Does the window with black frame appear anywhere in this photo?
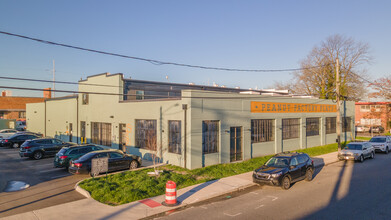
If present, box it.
[282,118,300,140]
[306,118,320,136]
[326,117,336,134]
[168,121,181,154]
[135,120,157,150]
[342,117,352,132]
[251,119,275,143]
[202,120,219,154]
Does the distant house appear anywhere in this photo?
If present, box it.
[355,102,391,130]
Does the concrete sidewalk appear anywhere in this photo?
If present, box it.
[3,152,339,220]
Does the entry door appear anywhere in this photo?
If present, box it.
[230,127,242,162]
[119,124,126,152]
[69,123,73,142]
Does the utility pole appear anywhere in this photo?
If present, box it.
[52,60,55,98]
[336,58,341,151]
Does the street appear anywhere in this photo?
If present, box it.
[155,153,391,220]
[0,147,87,218]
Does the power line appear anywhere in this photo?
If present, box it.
[0,30,333,73]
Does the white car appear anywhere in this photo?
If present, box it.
[368,136,390,154]
[356,125,369,133]
[338,142,375,162]
[0,129,18,140]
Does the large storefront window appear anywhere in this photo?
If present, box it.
[135,120,157,150]
[251,119,274,143]
[326,117,336,134]
[343,117,352,132]
[91,122,112,146]
[306,118,320,136]
[282,118,300,140]
[202,120,219,154]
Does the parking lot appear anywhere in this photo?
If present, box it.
[0,147,87,218]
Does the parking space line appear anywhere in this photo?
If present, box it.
[267,196,278,201]
[50,174,69,179]
[255,205,264,209]
[223,212,242,217]
[38,169,58,173]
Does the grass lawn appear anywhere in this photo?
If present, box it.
[355,136,371,141]
[79,142,342,205]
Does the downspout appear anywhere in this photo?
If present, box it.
[182,104,188,169]
[44,100,47,137]
[76,96,79,144]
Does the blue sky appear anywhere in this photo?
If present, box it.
[0,0,390,97]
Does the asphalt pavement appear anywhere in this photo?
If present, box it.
[0,147,87,218]
[2,151,342,220]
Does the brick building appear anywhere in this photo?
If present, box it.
[355,102,391,130]
[0,96,46,120]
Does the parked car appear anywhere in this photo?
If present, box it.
[0,129,18,140]
[16,131,43,137]
[252,152,314,190]
[368,136,390,154]
[0,133,41,148]
[355,125,369,133]
[369,126,385,134]
[69,149,142,176]
[54,144,106,169]
[19,138,75,160]
[338,142,375,162]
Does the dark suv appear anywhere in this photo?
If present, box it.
[54,144,106,169]
[19,138,74,160]
[253,152,314,190]
[0,133,41,148]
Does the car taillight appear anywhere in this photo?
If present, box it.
[23,146,31,149]
[59,156,68,159]
[4,139,8,143]
[75,163,82,167]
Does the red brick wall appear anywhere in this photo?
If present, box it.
[0,97,45,120]
[355,102,391,130]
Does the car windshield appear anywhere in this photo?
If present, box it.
[265,157,289,168]
[344,144,362,150]
[369,138,386,143]
[57,148,68,155]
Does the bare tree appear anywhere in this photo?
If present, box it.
[145,128,159,175]
[370,76,391,100]
[273,35,371,100]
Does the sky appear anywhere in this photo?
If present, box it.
[0,0,390,98]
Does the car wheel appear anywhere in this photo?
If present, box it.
[359,155,364,163]
[371,152,375,159]
[281,176,291,190]
[386,147,389,154]
[129,160,138,170]
[305,168,313,181]
[33,151,43,160]
[12,143,19,148]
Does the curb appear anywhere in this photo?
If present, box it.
[74,179,91,198]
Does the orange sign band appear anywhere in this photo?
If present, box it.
[251,101,337,113]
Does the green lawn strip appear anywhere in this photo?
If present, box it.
[79,143,342,205]
[355,136,371,141]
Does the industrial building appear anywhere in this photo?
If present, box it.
[26,73,355,169]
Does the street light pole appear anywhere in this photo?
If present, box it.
[336,58,341,151]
